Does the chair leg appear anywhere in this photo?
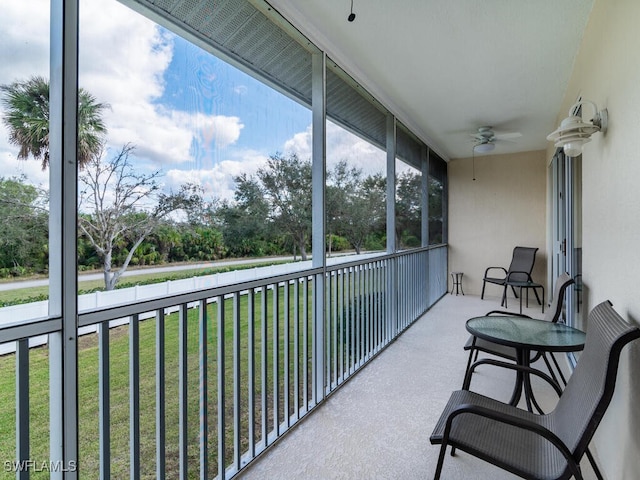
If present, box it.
[481,280,486,299]
[433,443,448,480]
[549,352,568,387]
[463,349,476,389]
[541,353,561,387]
[532,286,542,305]
[585,447,605,480]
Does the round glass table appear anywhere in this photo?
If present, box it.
[465,316,586,412]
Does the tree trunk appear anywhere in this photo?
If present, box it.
[299,233,307,261]
[103,250,116,291]
[105,272,118,291]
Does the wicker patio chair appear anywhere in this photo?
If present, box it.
[430,300,640,480]
[463,272,574,389]
[481,246,539,307]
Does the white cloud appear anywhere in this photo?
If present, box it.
[0,0,50,85]
[284,127,312,160]
[0,0,50,182]
[77,0,245,167]
[172,111,244,151]
[165,149,268,202]
[78,0,197,166]
[78,0,172,104]
[284,121,386,175]
[0,147,48,186]
[0,0,245,185]
[79,0,245,168]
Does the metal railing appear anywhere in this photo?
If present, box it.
[0,245,446,479]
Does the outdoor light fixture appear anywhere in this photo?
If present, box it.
[547,100,608,157]
[473,142,495,153]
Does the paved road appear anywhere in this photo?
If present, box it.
[0,256,296,292]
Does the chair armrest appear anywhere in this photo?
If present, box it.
[463,358,563,397]
[483,266,507,278]
[485,310,532,318]
[505,271,534,283]
[441,402,580,477]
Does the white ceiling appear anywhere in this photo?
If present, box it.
[266,0,595,160]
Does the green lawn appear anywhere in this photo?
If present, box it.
[0,284,315,479]
[0,264,380,478]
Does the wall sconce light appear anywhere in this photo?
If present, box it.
[547,100,608,157]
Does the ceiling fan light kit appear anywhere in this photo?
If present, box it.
[473,142,495,153]
[547,100,608,157]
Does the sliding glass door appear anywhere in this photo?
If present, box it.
[551,150,584,331]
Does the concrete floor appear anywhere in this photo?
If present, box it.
[238,293,599,480]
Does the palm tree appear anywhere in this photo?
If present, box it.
[0,75,108,170]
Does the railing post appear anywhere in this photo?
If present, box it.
[16,340,29,480]
[129,314,141,480]
[311,51,326,403]
[386,114,398,338]
[98,322,110,479]
[216,296,226,480]
[155,310,166,480]
[422,147,431,309]
[422,146,430,248]
[200,300,209,479]
[179,304,188,479]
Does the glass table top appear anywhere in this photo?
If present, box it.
[466,316,586,352]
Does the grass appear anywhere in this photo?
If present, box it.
[0,283,316,479]
[0,262,383,478]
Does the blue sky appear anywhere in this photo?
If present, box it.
[159,34,311,158]
[0,0,387,202]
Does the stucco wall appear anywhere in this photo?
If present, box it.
[448,150,547,298]
[553,0,640,476]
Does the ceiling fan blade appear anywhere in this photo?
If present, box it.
[470,133,496,140]
[494,132,522,140]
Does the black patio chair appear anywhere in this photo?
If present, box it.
[430,300,640,480]
[464,272,574,388]
[481,246,539,307]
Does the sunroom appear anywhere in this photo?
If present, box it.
[1,0,639,479]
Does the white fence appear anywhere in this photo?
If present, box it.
[0,254,383,354]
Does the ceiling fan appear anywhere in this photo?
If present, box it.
[471,126,522,153]
[469,126,522,181]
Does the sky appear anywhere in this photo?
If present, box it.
[0,0,392,203]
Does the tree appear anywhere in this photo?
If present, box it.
[326,161,376,255]
[78,144,202,290]
[217,173,273,257]
[395,171,422,248]
[428,176,444,244]
[149,221,184,263]
[348,173,387,253]
[0,176,48,275]
[0,76,108,170]
[257,152,312,260]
